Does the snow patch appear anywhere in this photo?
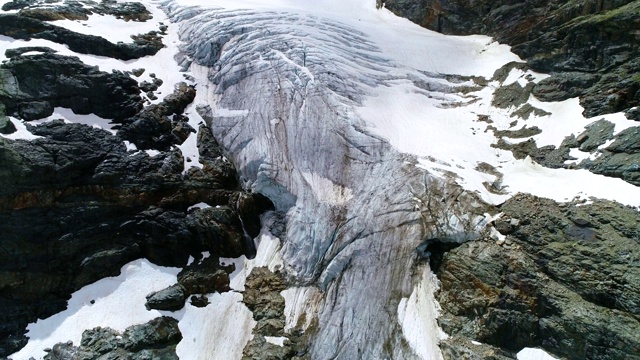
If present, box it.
[0,117,41,140]
[35,107,117,134]
[188,202,211,210]
[171,292,255,360]
[10,259,181,360]
[397,266,446,360]
[264,336,287,347]
[517,347,558,360]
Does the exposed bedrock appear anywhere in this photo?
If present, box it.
[384,0,640,119]
[436,194,640,360]
[43,316,182,360]
[0,117,272,356]
[493,118,640,187]
[0,11,163,61]
[0,54,142,121]
[2,0,153,22]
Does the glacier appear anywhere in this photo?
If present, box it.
[3,0,640,359]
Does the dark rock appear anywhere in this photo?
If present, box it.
[384,0,640,118]
[243,267,287,327]
[577,119,615,152]
[145,284,187,311]
[123,317,182,353]
[439,336,515,360]
[186,207,246,258]
[132,68,145,77]
[242,335,296,360]
[190,295,210,308]
[119,82,196,150]
[0,13,163,61]
[493,220,515,235]
[491,82,534,109]
[177,258,230,295]
[0,54,142,121]
[44,317,181,360]
[510,103,551,120]
[19,100,53,120]
[242,267,305,360]
[2,0,153,22]
[0,118,266,356]
[436,194,640,360]
[4,46,57,58]
[0,111,16,135]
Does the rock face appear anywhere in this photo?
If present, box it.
[492,116,640,187]
[43,317,182,360]
[0,13,164,60]
[0,114,271,356]
[3,0,152,22]
[384,0,640,119]
[0,54,142,121]
[241,267,306,360]
[436,194,640,360]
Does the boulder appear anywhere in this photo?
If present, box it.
[145,284,188,311]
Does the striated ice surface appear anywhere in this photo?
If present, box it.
[165,4,462,358]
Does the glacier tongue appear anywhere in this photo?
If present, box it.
[166,4,455,358]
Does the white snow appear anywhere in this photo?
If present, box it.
[145,149,161,157]
[173,232,286,359]
[0,117,42,140]
[517,347,558,360]
[32,107,117,134]
[170,291,255,360]
[397,267,446,360]
[264,336,287,347]
[10,259,181,360]
[187,202,211,210]
[54,13,161,44]
[501,156,640,205]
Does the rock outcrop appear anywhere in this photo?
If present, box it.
[43,317,182,360]
[0,13,164,61]
[3,0,152,22]
[242,267,307,360]
[0,54,142,121]
[0,117,272,356]
[435,194,640,359]
[384,0,640,120]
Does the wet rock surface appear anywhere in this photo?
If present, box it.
[384,0,640,119]
[435,194,640,360]
[43,317,181,360]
